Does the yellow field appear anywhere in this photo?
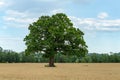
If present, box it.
[0,63,120,80]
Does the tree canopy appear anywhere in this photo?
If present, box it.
[24,13,88,67]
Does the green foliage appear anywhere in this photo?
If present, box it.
[0,47,120,63]
[24,13,88,64]
[80,55,92,63]
[0,47,3,52]
[0,49,20,63]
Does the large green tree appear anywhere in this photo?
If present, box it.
[24,13,88,67]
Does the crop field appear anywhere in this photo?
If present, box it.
[0,63,120,80]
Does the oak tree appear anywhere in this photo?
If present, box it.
[24,13,88,67]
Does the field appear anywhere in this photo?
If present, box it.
[0,63,120,80]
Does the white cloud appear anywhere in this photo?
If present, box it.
[70,16,120,31]
[97,12,109,19]
[51,9,65,14]
[3,9,65,28]
[6,10,28,17]
[3,9,120,32]
[0,1,5,7]
[0,0,11,8]
[4,17,36,24]
[3,10,37,28]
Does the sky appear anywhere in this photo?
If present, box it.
[0,0,120,53]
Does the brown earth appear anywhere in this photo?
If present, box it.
[0,63,119,80]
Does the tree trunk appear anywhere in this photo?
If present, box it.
[49,56,55,67]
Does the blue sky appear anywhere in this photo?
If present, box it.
[0,0,120,53]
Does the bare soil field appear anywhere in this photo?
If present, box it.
[0,63,119,80]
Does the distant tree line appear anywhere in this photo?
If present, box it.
[0,47,120,63]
